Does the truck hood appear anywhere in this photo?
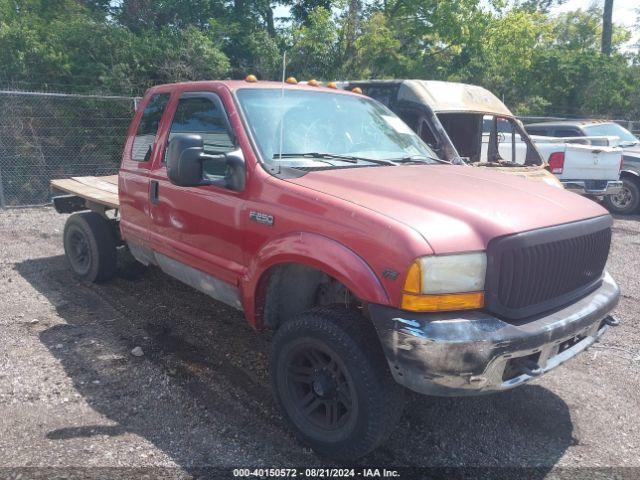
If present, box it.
[288,164,607,254]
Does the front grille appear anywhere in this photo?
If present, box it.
[485,216,612,320]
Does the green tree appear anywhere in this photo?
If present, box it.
[287,7,340,80]
[0,0,639,121]
[351,12,410,78]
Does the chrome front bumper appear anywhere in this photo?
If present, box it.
[562,180,623,196]
[369,272,620,396]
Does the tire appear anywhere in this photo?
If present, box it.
[270,306,404,460]
[604,177,640,214]
[63,212,117,282]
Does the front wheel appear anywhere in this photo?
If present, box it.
[604,177,640,214]
[270,306,404,460]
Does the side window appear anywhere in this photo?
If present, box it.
[418,119,437,148]
[555,128,580,137]
[131,93,170,161]
[168,95,235,178]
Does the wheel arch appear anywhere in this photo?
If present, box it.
[621,169,640,182]
[242,232,390,329]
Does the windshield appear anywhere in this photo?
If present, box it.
[583,123,638,145]
[236,88,440,169]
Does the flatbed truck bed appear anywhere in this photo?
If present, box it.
[50,175,119,211]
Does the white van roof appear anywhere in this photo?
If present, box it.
[399,80,512,116]
[344,79,513,116]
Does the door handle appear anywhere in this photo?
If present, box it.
[150,180,159,204]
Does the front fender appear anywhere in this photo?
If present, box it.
[241,232,390,328]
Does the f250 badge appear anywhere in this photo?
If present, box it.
[249,211,274,226]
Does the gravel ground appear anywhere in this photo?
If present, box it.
[0,207,638,477]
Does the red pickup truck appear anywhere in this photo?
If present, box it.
[51,79,620,460]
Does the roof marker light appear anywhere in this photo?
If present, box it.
[327,81,337,89]
[245,74,258,82]
[308,79,321,87]
[286,76,298,84]
[351,87,362,94]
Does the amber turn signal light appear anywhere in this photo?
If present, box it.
[403,261,422,294]
[401,292,484,312]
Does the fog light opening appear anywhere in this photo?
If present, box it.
[502,352,542,382]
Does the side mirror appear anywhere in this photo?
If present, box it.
[166,134,245,191]
[166,133,213,187]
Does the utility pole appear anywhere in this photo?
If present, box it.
[601,0,614,56]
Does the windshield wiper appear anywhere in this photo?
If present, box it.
[273,152,397,166]
[384,154,441,164]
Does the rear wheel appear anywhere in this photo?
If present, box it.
[604,177,640,214]
[63,212,117,282]
[270,306,404,460]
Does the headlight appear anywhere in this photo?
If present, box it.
[401,252,487,312]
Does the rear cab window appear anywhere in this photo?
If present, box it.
[554,128,581,137]
[525,126,550,136]
[131,93,170,162]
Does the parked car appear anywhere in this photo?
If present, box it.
[525,120,640,214]
[339,80,622,197]
[51,79,619,460]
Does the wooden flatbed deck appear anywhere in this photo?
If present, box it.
[51,175,119,209]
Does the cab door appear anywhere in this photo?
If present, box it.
[147,89,246,291]
[119,92,171,247]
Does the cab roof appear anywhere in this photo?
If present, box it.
[146,80,361,96]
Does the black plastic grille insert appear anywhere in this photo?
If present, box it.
[485,215,612,320]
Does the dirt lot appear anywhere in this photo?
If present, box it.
[0,207,639,477]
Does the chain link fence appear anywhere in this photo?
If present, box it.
[0,90,137,207]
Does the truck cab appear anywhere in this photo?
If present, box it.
[53,79,620,460]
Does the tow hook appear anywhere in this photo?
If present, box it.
[516,358,543,377]
[604,315,620,327]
